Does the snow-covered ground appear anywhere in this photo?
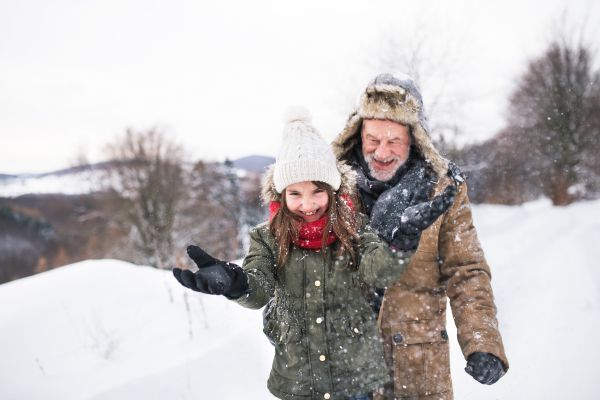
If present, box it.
[1,198,599,399]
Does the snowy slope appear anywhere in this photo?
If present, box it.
[0,160,256,198]
[0,259,274,400]
[447,198,600,399]
[0,171,96,197]
[1,199,599,399]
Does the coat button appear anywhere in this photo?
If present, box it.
[441,330,448,340]
[319,355,326,361]
[324,394,330,399]
[393,333,403,343]
[316,317,323,324]
[315,280,321,287]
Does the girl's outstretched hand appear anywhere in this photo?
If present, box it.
[172,245,252,299]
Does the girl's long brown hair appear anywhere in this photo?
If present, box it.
[269,181,362,271]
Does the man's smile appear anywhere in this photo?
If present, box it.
[373,158,397,169]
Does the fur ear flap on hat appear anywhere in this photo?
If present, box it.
[272,105,342,193]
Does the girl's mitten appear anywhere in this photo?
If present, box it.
[173,245,252,299]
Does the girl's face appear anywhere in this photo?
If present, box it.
[285,181,329,222]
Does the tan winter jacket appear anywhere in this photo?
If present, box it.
[368,176,509,400]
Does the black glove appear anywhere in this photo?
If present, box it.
[371,185,456,250]
[172,245,252,299]
[465,352,505,385]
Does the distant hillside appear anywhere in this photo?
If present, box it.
[232,155,275,173]
[0,157,269,283]
[0,158,271,197]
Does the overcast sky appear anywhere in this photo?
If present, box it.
[1,0,598,174]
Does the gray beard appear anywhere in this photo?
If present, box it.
[365,153,407,182]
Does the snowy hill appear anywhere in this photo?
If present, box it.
[0,259,274,400]
[1,199,599,399]
[231,155,275,173]
[0,168,97,197]
[0,157,270,198]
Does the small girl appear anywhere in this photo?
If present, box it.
[174,106,436,400]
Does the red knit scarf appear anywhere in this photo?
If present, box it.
[269,195,353,249]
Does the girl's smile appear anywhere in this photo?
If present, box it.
[300,209,318,216]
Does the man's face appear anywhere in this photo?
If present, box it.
[361,119,411,181]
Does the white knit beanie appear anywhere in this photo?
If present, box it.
[273,106,341,193]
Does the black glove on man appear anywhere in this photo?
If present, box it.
[371,184,456,250]
[172,245,252,300]
[465,352,505,385]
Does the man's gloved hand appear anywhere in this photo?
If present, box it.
[371,185,456,250]
[172,245,252,299]
[465,352,505,385]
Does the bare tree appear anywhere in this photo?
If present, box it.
[78,128,266,269]
[375,26,469,144]
[330,8,472,149]
[503,35,600,205]
[101,128,186,268]
[456,130,544,205]
[178,159,244,262]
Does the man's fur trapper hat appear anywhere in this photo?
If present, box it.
[332,72,449,179]
[261,160,356,205]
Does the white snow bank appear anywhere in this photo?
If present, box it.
[0,259,273,400]
[1,198,599,399]
[445,198,600,399]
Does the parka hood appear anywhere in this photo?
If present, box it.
[261,160,356,205]
[332,72,449,179]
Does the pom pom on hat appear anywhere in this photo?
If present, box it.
[282,105,312,124]
[273,105,341,193]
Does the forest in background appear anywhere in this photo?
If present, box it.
[0,156,269,284]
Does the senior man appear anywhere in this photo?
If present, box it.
[332,73,509,400]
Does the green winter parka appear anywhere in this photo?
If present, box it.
[234,163,415,400]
